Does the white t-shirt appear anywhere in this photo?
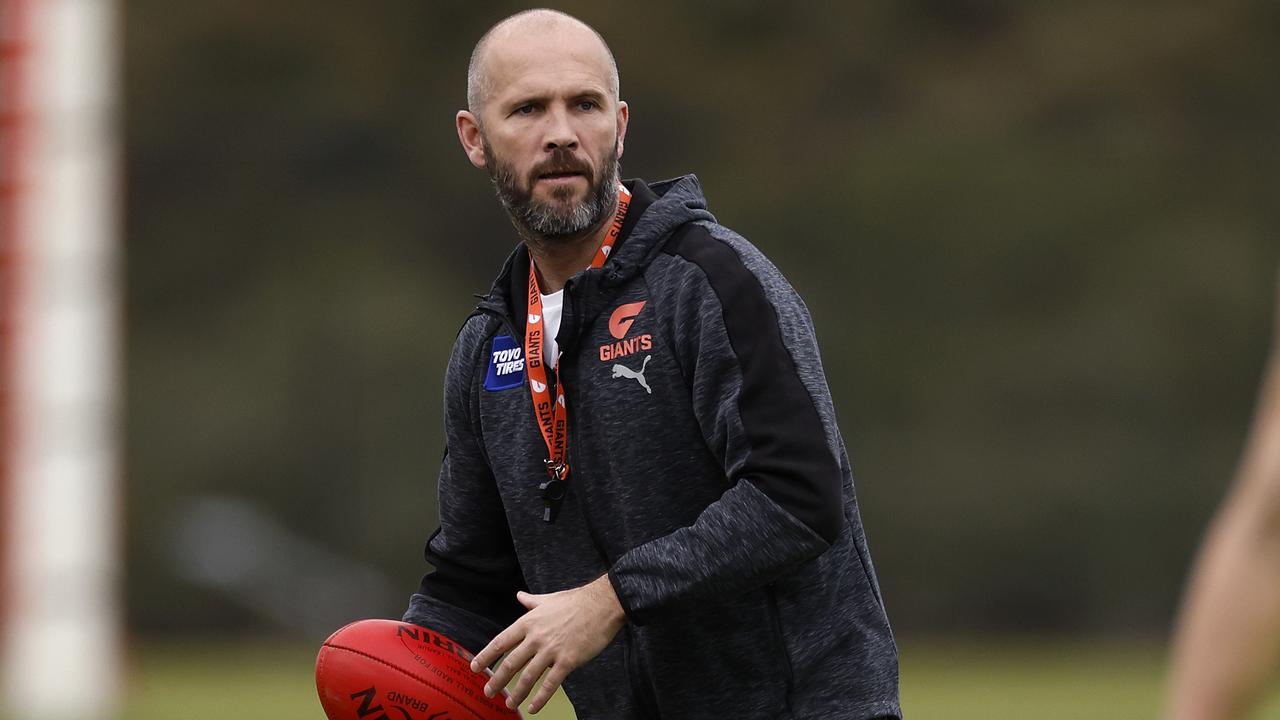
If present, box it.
[541,289,564,369]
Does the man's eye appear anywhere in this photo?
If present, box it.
[578,101,596,111]
[516,105,536,115]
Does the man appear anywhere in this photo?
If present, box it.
[403,9,900,719]
[1166,274,1280,720]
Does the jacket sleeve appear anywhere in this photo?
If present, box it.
[403,317,527,655]
[607,227,847,624]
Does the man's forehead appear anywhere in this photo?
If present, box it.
[480,25,613,98]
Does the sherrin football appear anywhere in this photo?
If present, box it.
[316,618,523,720]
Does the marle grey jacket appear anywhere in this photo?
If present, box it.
[404,176,901,719]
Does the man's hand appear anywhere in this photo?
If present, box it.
[471,575,626,714]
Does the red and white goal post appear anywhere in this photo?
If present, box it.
[1,0,123,718]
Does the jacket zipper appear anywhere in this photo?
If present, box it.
[480,302,615,565]
[559,361,613,566]
[561,350,661,719]
[482,302,659,717]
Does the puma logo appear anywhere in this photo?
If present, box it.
[611,355,652,394]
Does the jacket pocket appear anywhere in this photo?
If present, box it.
[766,583,798,719]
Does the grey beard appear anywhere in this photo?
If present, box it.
[488,148,620,240]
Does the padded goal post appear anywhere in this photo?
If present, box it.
[0,1,123,718]
[0,0,28,679]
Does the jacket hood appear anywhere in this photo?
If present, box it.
[477,175,716,330]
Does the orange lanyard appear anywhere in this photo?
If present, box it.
[525,183,631,522]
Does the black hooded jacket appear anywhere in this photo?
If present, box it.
[405,175,900,719]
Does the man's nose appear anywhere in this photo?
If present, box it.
[543,106,579,151]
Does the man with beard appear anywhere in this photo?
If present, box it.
[402,9,900,719]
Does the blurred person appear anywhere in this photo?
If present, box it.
[400,8,900,719]
[1167,273,1280,720]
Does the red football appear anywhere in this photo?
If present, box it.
[316,619,523,720]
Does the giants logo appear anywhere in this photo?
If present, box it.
[601,301,652,361]
[608,301,646,339]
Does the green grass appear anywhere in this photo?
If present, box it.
[124,639,577,720]
[119,637,1280,720]
[903,638,1280,719]
[903,638,1166,719]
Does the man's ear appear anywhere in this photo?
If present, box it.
[457,110,487,169]
[615,100,629,160]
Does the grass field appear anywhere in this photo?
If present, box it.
[120,637,1280,720]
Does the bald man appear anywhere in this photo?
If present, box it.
[1167,276,1280,720]
[402,10,900,719]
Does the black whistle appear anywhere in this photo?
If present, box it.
[540,478,566,523]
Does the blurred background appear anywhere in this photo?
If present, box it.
[4,0,1280,718]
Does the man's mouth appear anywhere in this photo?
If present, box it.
[538,171,585,181]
